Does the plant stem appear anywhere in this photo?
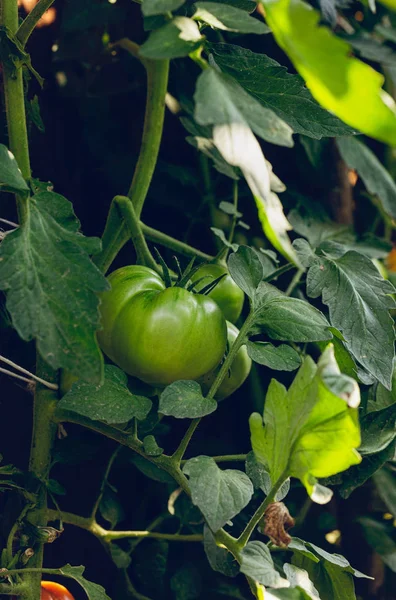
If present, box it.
[198,454,247,464]
[236,472,288,549]
[16,0,55,46]
[90,445,122,520]
[263,263,294,283]
[1,0,30,224]
[285,269,304,297]
[94,45,169,272]
[114,196,160,273]
[0,584,28,595]
[0,355,58,389]
[141,223,213,261]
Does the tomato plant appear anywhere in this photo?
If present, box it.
[0,0,396,599]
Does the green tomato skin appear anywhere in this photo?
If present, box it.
[97,265,227,387]
[191,264,244,324]
[199,322,252,400]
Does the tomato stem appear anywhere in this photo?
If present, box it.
[16,0,56,46]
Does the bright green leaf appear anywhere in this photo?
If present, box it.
[0,144,29,193]
[58,365,152,423]
[183,456,253,531]
[261,0,396,145]
[159,380,217,419]
[247,341,301,371]
[0,192,109,383]
[193,2,270,34]
[140,17,204,59]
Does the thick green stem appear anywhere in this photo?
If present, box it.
[94,45,169,272]
[1,0,30,223]
[114,196,160,272]
[0,583,28,595]
[285,269,304,297]
[141,223,213,261]
[16,0,56,46]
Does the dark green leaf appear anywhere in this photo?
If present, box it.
[159,380,217,419]
[209,43,355,139]
[57,565,111,600]
[358,517,396,572]
[130,454,175,484]
[143,435,164,456]
[228,246,264,299]
[240,541,289,587]
[359,403,396,455]
[170,564,202,600]
[203,526,239,577]
[58,365,152,424]
[246,341,301,371]
[337,136,396,220]
[183,456,253,531]
[211,227,238,251]
[142,0,185,16]
[140,17,204,59]
[193,2,270,34]
[373,465,396,515]
[0,144,29,193]
[132,540,169,596]
[291,554,357,600]
[100,485,125,529]
[0,192,109,383]
[47,479,66,496]
[109,544,131,569]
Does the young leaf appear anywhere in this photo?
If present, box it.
[57,564,111,600]
[58,365,152,424]
[228,245,264,299]
[250,346,361,503]
[193,2,270,34]
[182,456,253,531]
[295,239,396,389]
[140,17,204,59]
[261,0,396,145]
[208,43,356,139]
[246,341,301,371]
[143,435,164,456]
[337,136,396,220]
[142,0,185,16]
[203,526,239,577]
[0,192,109,383]
[240,541,289,588]
[0,145,29,193]
[159,380,217,418]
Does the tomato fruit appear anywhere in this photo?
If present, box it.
[41,581,75,600]
[190,263,244,324]
[98,265,227,386]
[199,322,252,400]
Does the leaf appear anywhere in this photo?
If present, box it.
[140,17,204,59]
[250,346,361,503]
[183,456,253,531]
[171,564,202,600]
[359,403,396,455]
[193,2,270,34]
[337,136,396,220]
[228,246,264,299]
[130,454,175,484]
[240,541,289,588]
[0,192,109,383]
[209,43,356,139]
[58,365,152,424]
[203,526,239,577]
[245,451,290,500]
[142,0,185,16]
[261,0,396,145]
[291,554,357,600]
[58,564,111,600]
[0,145,29,193]
[100,485,125,529]
[284,564,320,600]
[143,435,164,456]
[295,239,396,389]
[109,543,131,569]
[252,282,332,343]
[194,69,300,265]
[358,517,396,572]
[373,465,396,515]
[159,380,217,419]
[247,341,301,371]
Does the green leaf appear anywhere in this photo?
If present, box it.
[250,346,361,503]
[359,403,396,455]
[58,365,152,424]
[337,136,396,220]
[171,564,202,600]
[159,380,217,419]
[373,465,396,515]
[130,454,175,484]
[183,456,253,531]
[358,517,396,572]
[295,239,396,389]
[57,564,111,600]
[100,485,125,529]
[252,282,332,343]
[140,17,204,59]
[208,43,356,139]
[247,341,301,371]
[228,246,264,299]
[240,541,289,588]
[142,0,185,16]
[193,2,270,34]
[0,145,29,193]
[109,543,131,569]
[261,0,396,145]
[245,451,290,500]
[0,192,109,383]
[284,564,320,600]
[194,69,300,265]
[203,526,239,577]
[143,435,164,456]
[291,554,356,600]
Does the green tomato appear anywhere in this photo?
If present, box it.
[190,263,244,323]
[199,322,252,400]
[97,265,227,387]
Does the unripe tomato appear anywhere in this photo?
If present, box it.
[199,322,252,400]
[41,581,75,600]
[190,263,244,323]
[98,265,227,387]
